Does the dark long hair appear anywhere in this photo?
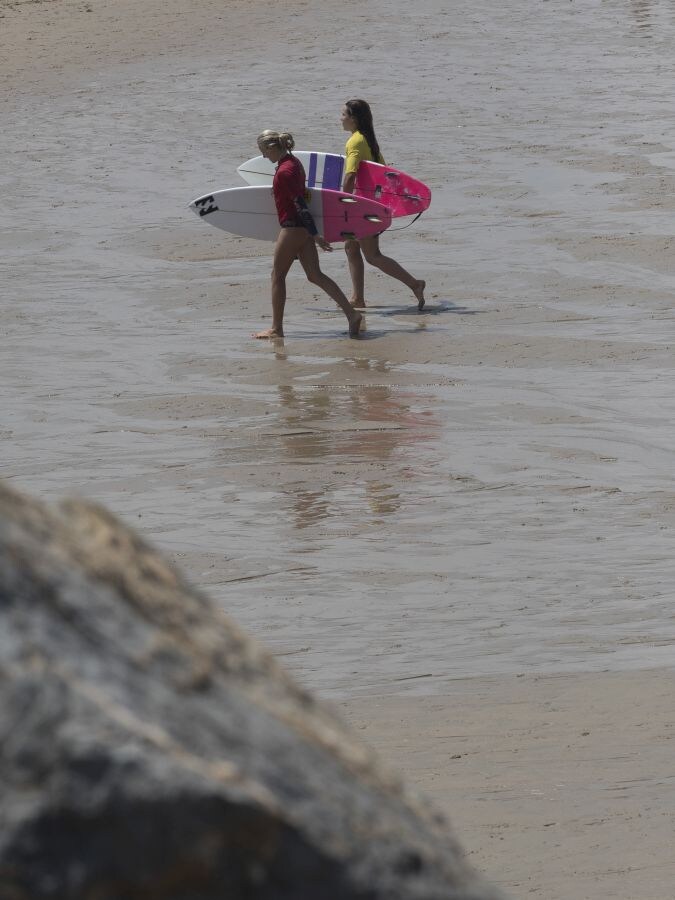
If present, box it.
[345,98,381,162]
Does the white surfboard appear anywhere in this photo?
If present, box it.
[189,185,391,243]
[237,152,345,190]
[237,152,432,218]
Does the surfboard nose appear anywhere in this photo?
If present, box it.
[191,194,219,217]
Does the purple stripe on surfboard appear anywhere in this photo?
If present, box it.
[323,155,344,190]
[307,153,318,188]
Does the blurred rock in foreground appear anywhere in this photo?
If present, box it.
[0,481,504,900]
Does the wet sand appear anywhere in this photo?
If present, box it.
[3,0,675,896]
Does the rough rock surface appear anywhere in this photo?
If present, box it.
[0,481,504,900]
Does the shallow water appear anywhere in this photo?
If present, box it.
[3,0,675,698]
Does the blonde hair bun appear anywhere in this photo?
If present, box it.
[278,132,295,151]
[257,130,295,152]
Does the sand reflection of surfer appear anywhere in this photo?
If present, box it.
[630,1,654,29]
[253,130,362,340]
[276,379,407,529]
[340,99,426,311]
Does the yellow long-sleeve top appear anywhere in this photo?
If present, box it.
[344,130,385,174]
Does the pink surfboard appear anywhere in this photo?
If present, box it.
[237,152,431,219]
[354,161,432,218]
[318,188,392,242]
[189,185,391,243]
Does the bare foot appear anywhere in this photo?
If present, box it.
[348,312,362,338]
[350,299,367,309]
[413,280,426,311]
[254,328,284,340]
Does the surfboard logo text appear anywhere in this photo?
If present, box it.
[194,195,218,217]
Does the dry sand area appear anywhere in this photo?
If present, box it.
[3,0,675,896]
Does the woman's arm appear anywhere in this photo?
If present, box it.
[342,133,362,193]
[293,194,318,235]
[341,171,356,194]
[294,195,332,251]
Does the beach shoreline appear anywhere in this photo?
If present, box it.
[341,667,675,899]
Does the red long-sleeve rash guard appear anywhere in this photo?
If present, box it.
[272,155,316,232]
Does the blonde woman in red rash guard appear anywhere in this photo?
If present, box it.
[341,99,426,310]
[254,130,362,340]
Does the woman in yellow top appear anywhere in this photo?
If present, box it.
[341,98,426,310]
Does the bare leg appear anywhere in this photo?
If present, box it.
[298,237,362,337]
[344,238,366,307]
[359,234,426,310]
[255,228,308,339]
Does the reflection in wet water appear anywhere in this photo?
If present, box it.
[628,0,672,34]
[283,488,330,530]
[630,0,653,27]
[273,373,436,530]
[352,356,392,376]
[365,482,401,518]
